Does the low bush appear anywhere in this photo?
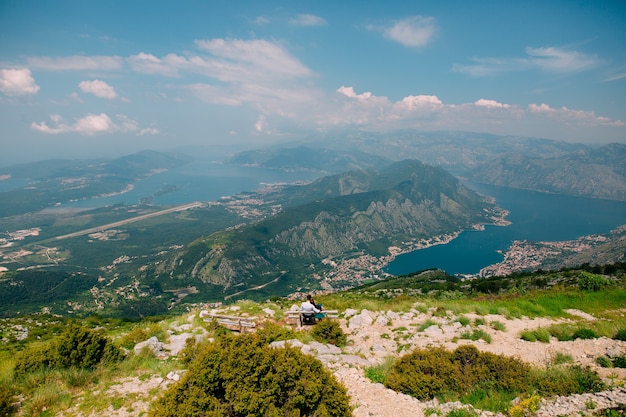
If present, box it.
[119,327,149,349]
[532,365,605,396]
[310,319,347,347]
[508,393,541,417]
[13,322,123,377]
[578,272,610,291]
[573,328,599,340]
[149,334,352,417]
[384,345,529,402]
[255,322,297,344]
[383,345,605,411]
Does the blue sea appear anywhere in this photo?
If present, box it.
[384,182,626,276]
[56,159,322,209]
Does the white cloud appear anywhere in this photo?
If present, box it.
[0,68,40,96]
[138,127,161,136]
[195,38,313,80]
[336,86,372,101]
[454,46,602,77]
[32,113,115,135]
[318,85,624,140]
[27,55,123,71]
[528,103,624,126]
[474,99,511,109]
[79,79,117,99]
[525,47,600,73]
[393,95,443,112]
[31,113,161,135]
[254,115,269,133]
[289,14,327,27]
[383,16,436,48]
[127,52,190,77]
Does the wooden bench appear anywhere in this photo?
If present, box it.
[285,310,339,326]
[204,313,257,333]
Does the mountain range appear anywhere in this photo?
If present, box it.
[149,160,500,299]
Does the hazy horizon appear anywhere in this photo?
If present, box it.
[1,1,625,167]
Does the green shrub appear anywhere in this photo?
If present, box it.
[255,322,297,344]
[384,345,530,402]
[149,334,352,417]
[119,327,149,349]
[532,365,605,396]
[508,393,541,417]
[572,328,599,340]
[385,347,460,400]
[310,319,347,347]
[596,356,613,368]
[13,342,57,376]
[613,356,626,368]
[55,322,113,369]
[578,272,610,291]
[13,322,122,377]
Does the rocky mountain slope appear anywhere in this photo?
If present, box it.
[150,160,502,299]
[467,143,626,201]
[55,304,626,417]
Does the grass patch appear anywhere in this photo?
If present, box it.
[456,316,471,327]
[364,356,396,384]
[552,352,574,365]
[490,321,506,331]
[417,320,437,332]
[520,328,550,343]
[460,329,492,343]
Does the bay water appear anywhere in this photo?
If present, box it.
[384,182,626,276]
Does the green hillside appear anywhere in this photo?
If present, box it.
[149,160,500,300]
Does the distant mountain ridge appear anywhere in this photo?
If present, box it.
[0,150,189,217]
[151,160,501,298]
[241,131,625,201]
[229,145,391,174]
[467,143,626,201]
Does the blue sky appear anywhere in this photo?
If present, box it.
[1,0,625,165]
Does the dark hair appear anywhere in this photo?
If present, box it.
[306,294,312,300]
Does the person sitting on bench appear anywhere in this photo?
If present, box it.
[300,294,321,324]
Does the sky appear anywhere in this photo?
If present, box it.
[1,0,626,166]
